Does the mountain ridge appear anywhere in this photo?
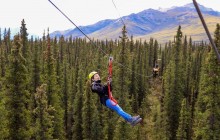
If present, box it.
[50,3,220,42]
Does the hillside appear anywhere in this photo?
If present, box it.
[1,20,220,139]
[50,3,220,43]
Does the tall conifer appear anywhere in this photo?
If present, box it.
[193,24,220,140]
[72,68,83,140]
[164,26,184,139]
[44,30,64,139]
[34,84,55,140]
[6,35,31,139]
[114,25,133,140]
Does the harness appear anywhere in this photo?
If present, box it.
[107,57,118,106]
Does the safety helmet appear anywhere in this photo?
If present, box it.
[88,71,98,80]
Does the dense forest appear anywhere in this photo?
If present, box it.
[0,19,220,140]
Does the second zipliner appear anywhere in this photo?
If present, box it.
[89,57,142,126]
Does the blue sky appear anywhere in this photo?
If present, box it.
[0,0,220,36]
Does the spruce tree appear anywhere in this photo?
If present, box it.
[5,28,11,55]
[91,101,102,140]
[6,35,31,139]
[0,65,8,139]
[62,56,70,139]
[153,40,158,67]
[0,95,8,139]
[82,81,93,139]
[72,68,83,140]
[0,43,6,77]
[20,19,29,60]
[177,98,191,140]
[82,80,103,140]
[163,26,184,140]
[68,55,79,139]
[41,31,46,75]
[114,25,133,140]
[136,43,146,108]
[43,30,64,139]
[193,24,220,140]
[130,35,134,53]
[148,38,154,67]
[129,55,138,113]
[31,39,41,93]
[116,25,129,106]
[34,84,55,140]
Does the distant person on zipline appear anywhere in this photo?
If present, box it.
[89,71,142,126]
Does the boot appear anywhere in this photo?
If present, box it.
[128,115,142,126]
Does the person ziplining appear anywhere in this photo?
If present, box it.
[89,57,142,126]
[48,0,220,127]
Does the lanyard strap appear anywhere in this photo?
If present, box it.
[108,57,117,105]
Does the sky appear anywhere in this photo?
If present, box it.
[0,0,220,36]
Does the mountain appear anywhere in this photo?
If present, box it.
[50,3,220,43]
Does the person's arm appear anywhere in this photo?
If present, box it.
[104,80,112,92]
[91,83,103,93]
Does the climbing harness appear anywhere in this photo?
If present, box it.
[107,57,118,106]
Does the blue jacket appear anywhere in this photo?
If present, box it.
[91,80,112,106]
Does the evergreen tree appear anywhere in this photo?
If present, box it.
[215,24,220,52]
[136,44,146,107]
[82,80,103,140]
[177,98,191,140]
[103,109,116,140]
[72,68,83,140]
[193,24,220,140]
[68,55,79,139]
[43,30,64,139]
[116,25,129,106]
[164,26,184,140]
[41,31,46,75]
[5,28,11,55]
[20,19,29,60]
[6,35,31,139]
[0,43,6,77]
[31,39,41,93]
[153,40,159,67]
[55,36,63,87]
[148,38,154,67]
[91,102,102,140]
[0,67,8,139]
[114,25,133,140]
[129,55,138,112]
[130,35,134,53]
[3,28,10,64]
[82,81,93,139]
[62,56,70,139]
[34,84,55,140]
[29,39,41,139]
[0,95,8,139]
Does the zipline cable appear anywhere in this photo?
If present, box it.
[111,0,132,51]
[192,0,220,63]
[112,0,125,26]
[48,0,153,78]
[48,0,107,55]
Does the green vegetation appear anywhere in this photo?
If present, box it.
[0,20,220,139]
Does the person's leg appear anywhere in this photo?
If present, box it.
[106,99,132,121]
